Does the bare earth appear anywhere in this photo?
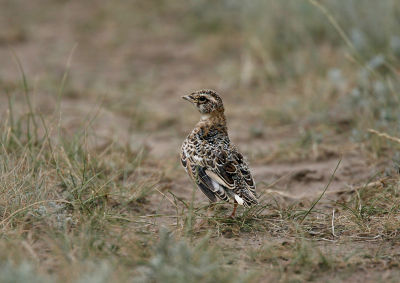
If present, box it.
[1,1,399,282]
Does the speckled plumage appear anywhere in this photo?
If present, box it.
[180,90,258,215]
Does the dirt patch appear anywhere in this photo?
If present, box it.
[1,1,399,281]
[254,155,375,200]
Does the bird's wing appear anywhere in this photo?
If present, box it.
[194,165,229,202]
[204,145,258,207]
[182,142,224,203]
[183,139,257,206]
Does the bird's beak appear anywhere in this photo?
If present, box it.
[182,95,194,102]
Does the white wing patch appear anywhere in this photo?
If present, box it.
[211,179,221,191]
[206,169,245,206]
[234,194,244,205]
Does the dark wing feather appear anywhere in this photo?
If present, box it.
[195,166,228,202]
[195,165,217,202]
[196,179,218,202]
[181,136,257,206]
[181,143,227,203]
[206,146,258,206]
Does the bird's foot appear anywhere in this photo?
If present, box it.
[226,203,238,219]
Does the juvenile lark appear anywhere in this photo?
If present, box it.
[181,89,258,217]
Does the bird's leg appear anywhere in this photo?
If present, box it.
[229,203,238,218]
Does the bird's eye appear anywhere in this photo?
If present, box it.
[198,96,207,102]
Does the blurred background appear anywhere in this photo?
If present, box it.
[1,0,400,281]
[1,0,400,150]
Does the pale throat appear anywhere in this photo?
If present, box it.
[198,111,227,127]
[196,111,228,135]
[201,113,212,120]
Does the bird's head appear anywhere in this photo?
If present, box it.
[182,89,224,117]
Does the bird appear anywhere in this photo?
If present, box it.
[180,89,258,218]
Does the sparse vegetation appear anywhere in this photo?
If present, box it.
[1,0,400,282]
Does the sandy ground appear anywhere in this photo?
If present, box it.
[1,1,397,281]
